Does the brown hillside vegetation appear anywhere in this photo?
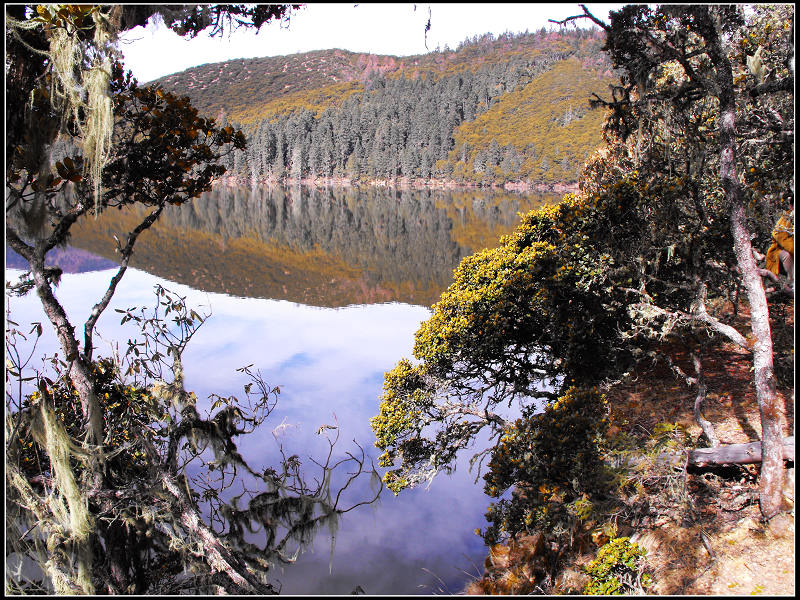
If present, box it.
[152,30,611,126]
[448,58,611,184]
[152,50,381,122]
[466,296,794,595]
[152,29,616,186]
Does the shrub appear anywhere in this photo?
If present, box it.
[583,536,652,595]
[480,386,609,544]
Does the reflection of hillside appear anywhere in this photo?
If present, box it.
[5,245,118,274]
[69,186,551,307]
[434,191,559,251]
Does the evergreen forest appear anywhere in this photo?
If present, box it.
[153,28,617,187]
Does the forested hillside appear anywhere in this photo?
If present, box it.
[153,28,617,187]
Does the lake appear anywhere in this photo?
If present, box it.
[5,184,555,594]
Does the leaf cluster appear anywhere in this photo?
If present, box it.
[12,358,162,486]
[7,62,245,264]
[103,64,246,209]
[588,4,793,246]
[160,4,299,39]
[583,536,652,595]
[480,387,609,545]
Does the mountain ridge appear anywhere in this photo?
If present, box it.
[152,28,618,187]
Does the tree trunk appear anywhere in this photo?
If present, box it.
[707,9,787,519]
[6,229,106,454]
[28,252,106,451]
[611,436,794,470]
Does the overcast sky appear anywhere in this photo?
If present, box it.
[118,3,627,83]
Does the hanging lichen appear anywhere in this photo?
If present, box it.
[81,10,115,210]
[8,5,118,213]
[27,401,95,594]
[47,14,83,124]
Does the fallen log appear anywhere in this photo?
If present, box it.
[608,436,794,470]
[688,435,794,467]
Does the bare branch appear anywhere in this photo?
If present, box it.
[549,4,609,30]
[691,351,719,447]
[83,204,165,360]
[159,472,277,594]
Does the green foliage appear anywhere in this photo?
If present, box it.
[371,359,431,493]
[372,192,651,499]
[583,4,793,269]
[583,537,652,595]
[414,189,657,386]
[6,61,246,255]
[480,387,609,544]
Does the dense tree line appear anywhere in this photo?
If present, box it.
[218,29,611,185]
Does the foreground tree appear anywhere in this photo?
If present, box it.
[6,6,295,439]
[371,183,695,541]
[6,4,381,594]
[555,3,793,519]
[6,288,379,593]
[372,3,793,547]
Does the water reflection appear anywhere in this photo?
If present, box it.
[66,185,555,306]
[6,185,555,593]
[5,267,492,594]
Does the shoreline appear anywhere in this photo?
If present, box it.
[214,175,579,195]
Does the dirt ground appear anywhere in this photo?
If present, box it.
[602,296,794,596]
[466,295,794,595]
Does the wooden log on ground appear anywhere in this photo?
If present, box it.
[689,436,794,467]
[609,436,795,470]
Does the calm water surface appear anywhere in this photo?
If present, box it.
[6,185,555,594]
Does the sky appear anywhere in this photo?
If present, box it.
[119,3,627,83]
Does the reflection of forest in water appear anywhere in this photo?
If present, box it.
[68,185,556,306]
